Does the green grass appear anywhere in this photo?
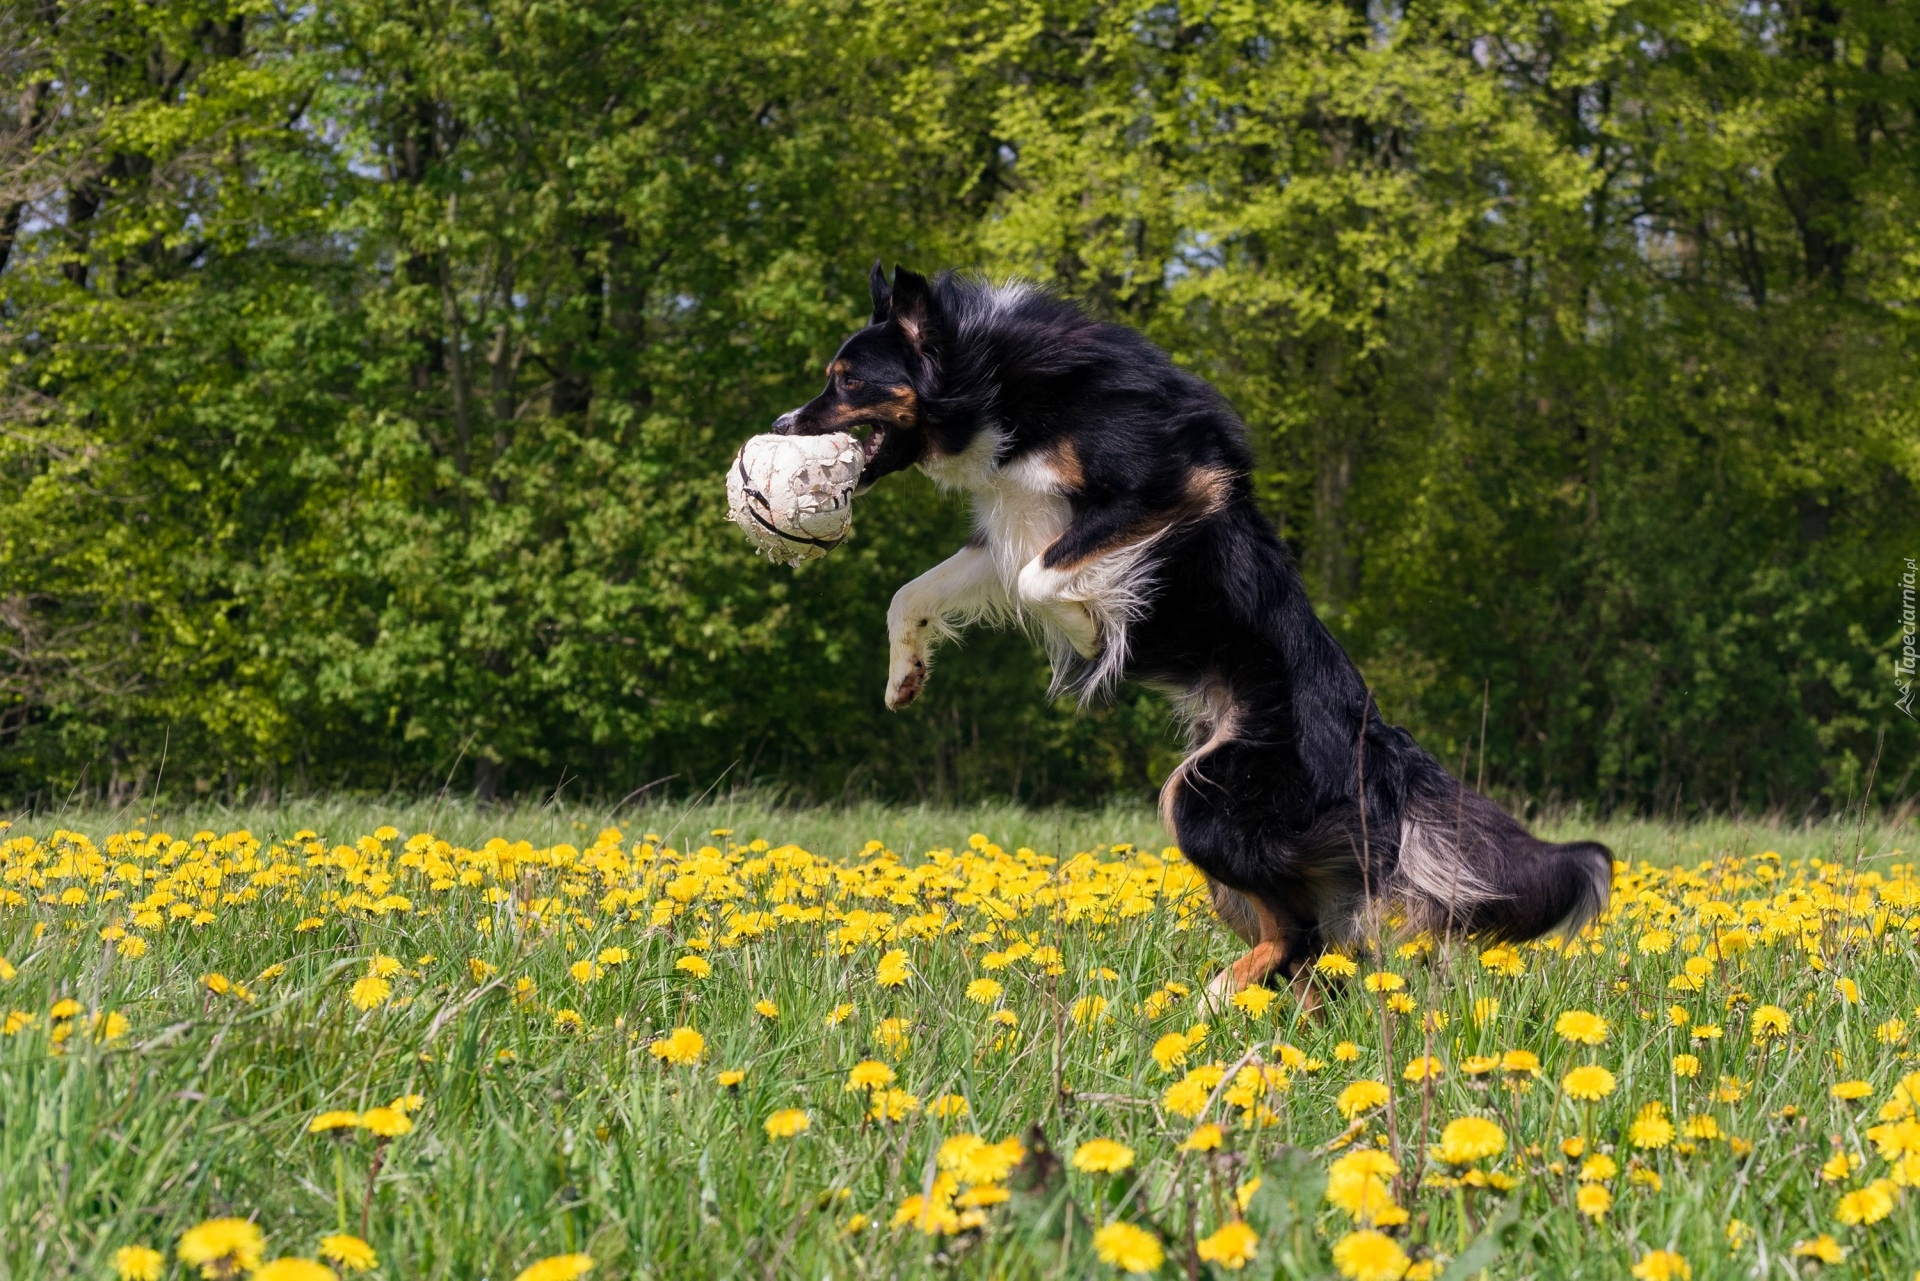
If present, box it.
[2,800,1916,1280]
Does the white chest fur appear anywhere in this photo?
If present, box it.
[918,431,1073,594]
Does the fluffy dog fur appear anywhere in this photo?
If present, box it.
[771,264,1613,1005]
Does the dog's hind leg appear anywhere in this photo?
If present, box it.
[1200,892,1314,1015]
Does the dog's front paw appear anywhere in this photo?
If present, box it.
[884,643,928,710]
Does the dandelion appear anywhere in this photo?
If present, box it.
[177,1218,266,1278]
[569,960,599,983]
[1472,997,1499,1026]
[1835,1180,1894,1226]
[763,1108,810,1138]
[1072,994,1109,1027]
[875,948,911,988]
[1151,1031,1191,1073]
[928,1092,970,1118]
[113,1246,165,1281]
[1402,1056,1443,1083]
[1363,971,1405,993]
[825,1003,855,1027]
[318,1235,378,1273]
[359,1107,412,1138]
[348,976,391,1011]
[1791,1235,1846,1263]
[1751,1004,1791,1041]
[1499,1050,1541,1076]
[1832,1080,1872,1101]
[965,978,1003,1004]
[1562,1065,1616,1101]
[1630,1250,1691,1281]
[512,1256,596,1281]
[1337,1079,1392,1118]
[717,1068,746,1088]
[1331,1228,1410,1281]
[1091,1222,1163,1274]
[1554,1010,1610,1046]
[1431,1116,1506,1165]
[1182,1123,1224,1151]
[1230,986,1276,1017]
[845,1059,895,1091]
[1309,952,1356,979]
[1836,977,1860,1004]
[649,1026,705,1066]
[1196,1220,1259,1270]
[1334,1041,1362,1062]
[1479,945,1525,976]
[251,1261,337,1281]
[675,955,711,979]
[308,1110,362,1134]
[869,1087,919,1121]
[753,999,779,1019]
[1576,1183,1612,1218]
[1629,1102,1675,1149]
[1672,1053,1701,1078]
[1072,1137,1135,1174]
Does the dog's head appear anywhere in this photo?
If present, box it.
[771,262,940,490]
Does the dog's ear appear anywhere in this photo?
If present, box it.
[868,259,891,325]
[889,265,937,350]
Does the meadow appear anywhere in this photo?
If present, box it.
[3,798,1917,1280]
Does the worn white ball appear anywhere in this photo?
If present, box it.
[725,431,864,565]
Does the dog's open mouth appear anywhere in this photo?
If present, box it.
[855,424,887,466]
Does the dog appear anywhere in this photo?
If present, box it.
[770,263,1613,1008]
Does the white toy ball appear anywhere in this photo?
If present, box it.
[725,431,864,566]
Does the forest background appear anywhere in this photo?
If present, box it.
[1,0,1915,814]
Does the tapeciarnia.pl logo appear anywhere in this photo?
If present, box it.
[1900,557,1917,720]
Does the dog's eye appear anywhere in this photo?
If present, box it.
[841,377,865,392]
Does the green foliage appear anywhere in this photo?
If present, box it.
[0,0,1914,807]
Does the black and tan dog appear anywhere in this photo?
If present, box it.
[771,263,1612,1007]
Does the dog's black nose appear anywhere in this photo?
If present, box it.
[770,411,796,435]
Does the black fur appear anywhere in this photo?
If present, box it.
[771,264,1612,980]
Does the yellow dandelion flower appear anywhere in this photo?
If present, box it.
[1672,1053,1702,1078]
[1791,1235,1846,1263]
[928,1092,970,1118]
[1331,1228,1410,1281]
[1091,1222,1163,1274]
[753,999,779,1019]
[1337,1079,1392,1119]
[1151,1031,1191,1073]
[1472,997,1499,1026]
[825,1002,854,1027]
[648,1026,705,1066]
[1751,1004,1791,1041]
[1499,1050,1541,1076]
[1832,1080,1873,1101]
[965,978,1004,1004]
[717,1069,746,1088]
[875,948,911,988]
[1196,1220,1259,1270]
[568,960,599,984]
[1479,944,1525,976]
[1431,1116,1505,1165]
[113,1246,165,1281]
[1576,1183,1612,1218]
[1554,1010,1610,1046]
[1181,1123,1224,1152]
[307,1110,363,1134]
[1363,971,1405,993]
[512,1255,596,1281]
[1316,953,1358,978]
[251,1261,337,1281]
[844,1059,895,1091]
[1836,1180,1894,1226]
[1630,1250,1691,1281]
[868,1087,919,1122]
[763,1108,810,1139]
[1461,1055,1500,1075]
[318,1235,378,1272]
[1629,1102,1675,1149]
[1563,1065,1616,1101]
[1072,1137,1135,1174]
[359,1107,412,1138]
[1402,1056,1443,1083]
[675,955,711,979]
[177,1218,266,1278]
[1230,986,1276,1017]
[1333,1041,1362,1062]
[348,976,391,1011]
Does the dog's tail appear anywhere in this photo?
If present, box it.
[1390,784,1613,943]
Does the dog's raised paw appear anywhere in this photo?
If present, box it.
[884,653,927,710]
